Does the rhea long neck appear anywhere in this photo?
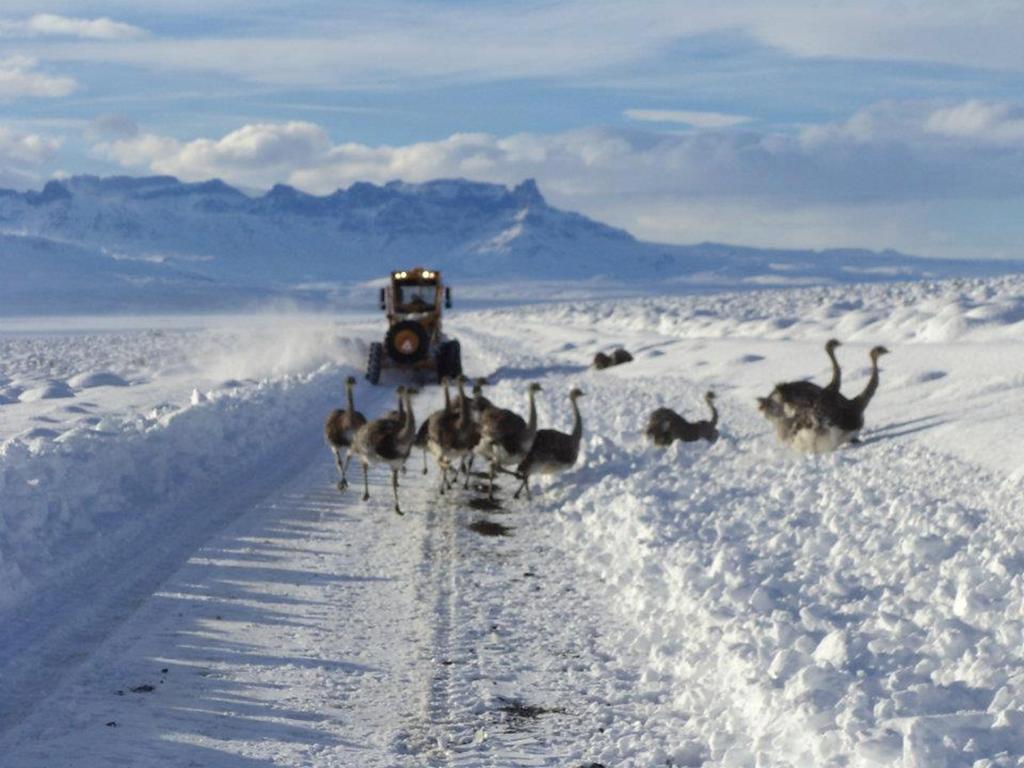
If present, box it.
[825,345,841,393]
[346,382,355,413]
[853,354,881,412]
[398,391,415,441]
[570,396,582,445]
[706,395,718,427]
[526,388,538,437]
[456,380,470,428]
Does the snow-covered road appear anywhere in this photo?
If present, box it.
[0,360,671,767]
[2,276,1024,766]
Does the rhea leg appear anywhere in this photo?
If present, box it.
[332,447,348,490]
[391,469,403,515]
[421,447,429,475]
[488,461,496,500]
[513,472,529,500]
[362,461,370,502]
[436,458,448,495]
[339,452,353,490]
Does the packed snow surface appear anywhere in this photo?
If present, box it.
[1,274,1023,766]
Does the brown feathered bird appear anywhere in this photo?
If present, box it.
[324,376,367,490]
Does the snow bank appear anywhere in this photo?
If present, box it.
[0,315,373,616]
[0,368,338,613]
[460,303,1024,765]
[478,274,1024,345]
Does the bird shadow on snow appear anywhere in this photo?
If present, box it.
[80,489,384,765]
[860,414,950,445]
[486,362,588,383]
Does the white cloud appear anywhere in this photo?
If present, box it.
[0,56,75,99]
[0,14,145,40]
[624,109,752,128]
[90,102,1024,258]
[95,122,334,189]
[925,100,1024,144]
[0,124,62,188]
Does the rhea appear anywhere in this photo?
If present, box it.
[456,377,492,484]
[351,386,416,514]
[791,345,889,452]
[514,387,585,500]
[417,376,454,479]
[475,381,541,500]
[758,339,842,443]
[425,376,476,494]
[645,391,719,446]
[768,339,842,410]
[324,376,366,490]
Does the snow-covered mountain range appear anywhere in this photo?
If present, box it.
[2,174,1022,313]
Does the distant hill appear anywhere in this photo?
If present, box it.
[1,175,1022,314]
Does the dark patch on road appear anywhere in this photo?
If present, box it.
[497,697,564,726]
[468,519,513,537]
[468,497,504,512]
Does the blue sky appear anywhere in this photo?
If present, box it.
[2,1,1024,259]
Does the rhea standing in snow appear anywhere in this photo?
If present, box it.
[645,391,719,446]
[758,338,843,444]
[324,376,366,491]
[419,376,454,482]
[474,381,541,500]
[351,386,416,514]
[798,345,889,451]
[761,345,889,452]
[514,387,585,500]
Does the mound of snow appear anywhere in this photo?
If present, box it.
[67,371,129,389]
[479,274,1024,345]
[18,381,74,402]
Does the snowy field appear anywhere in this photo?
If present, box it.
[1,274,1024,766]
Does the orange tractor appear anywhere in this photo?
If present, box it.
[366,267,462,385]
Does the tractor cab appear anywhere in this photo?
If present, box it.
[366,267,461,385]
[382,268,450,321]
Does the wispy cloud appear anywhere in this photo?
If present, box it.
[7,1,1024,92]
[625,109,751,128]
[0,13,145,40]
[0,56,75,99]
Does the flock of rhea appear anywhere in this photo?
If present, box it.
[324,375,583,514]
[324,339,888,514]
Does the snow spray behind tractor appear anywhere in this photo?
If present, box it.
[366,267,462,385]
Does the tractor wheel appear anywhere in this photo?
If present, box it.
[366,342,383,385]
[436,340,463,382]
[385,320,430,365]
